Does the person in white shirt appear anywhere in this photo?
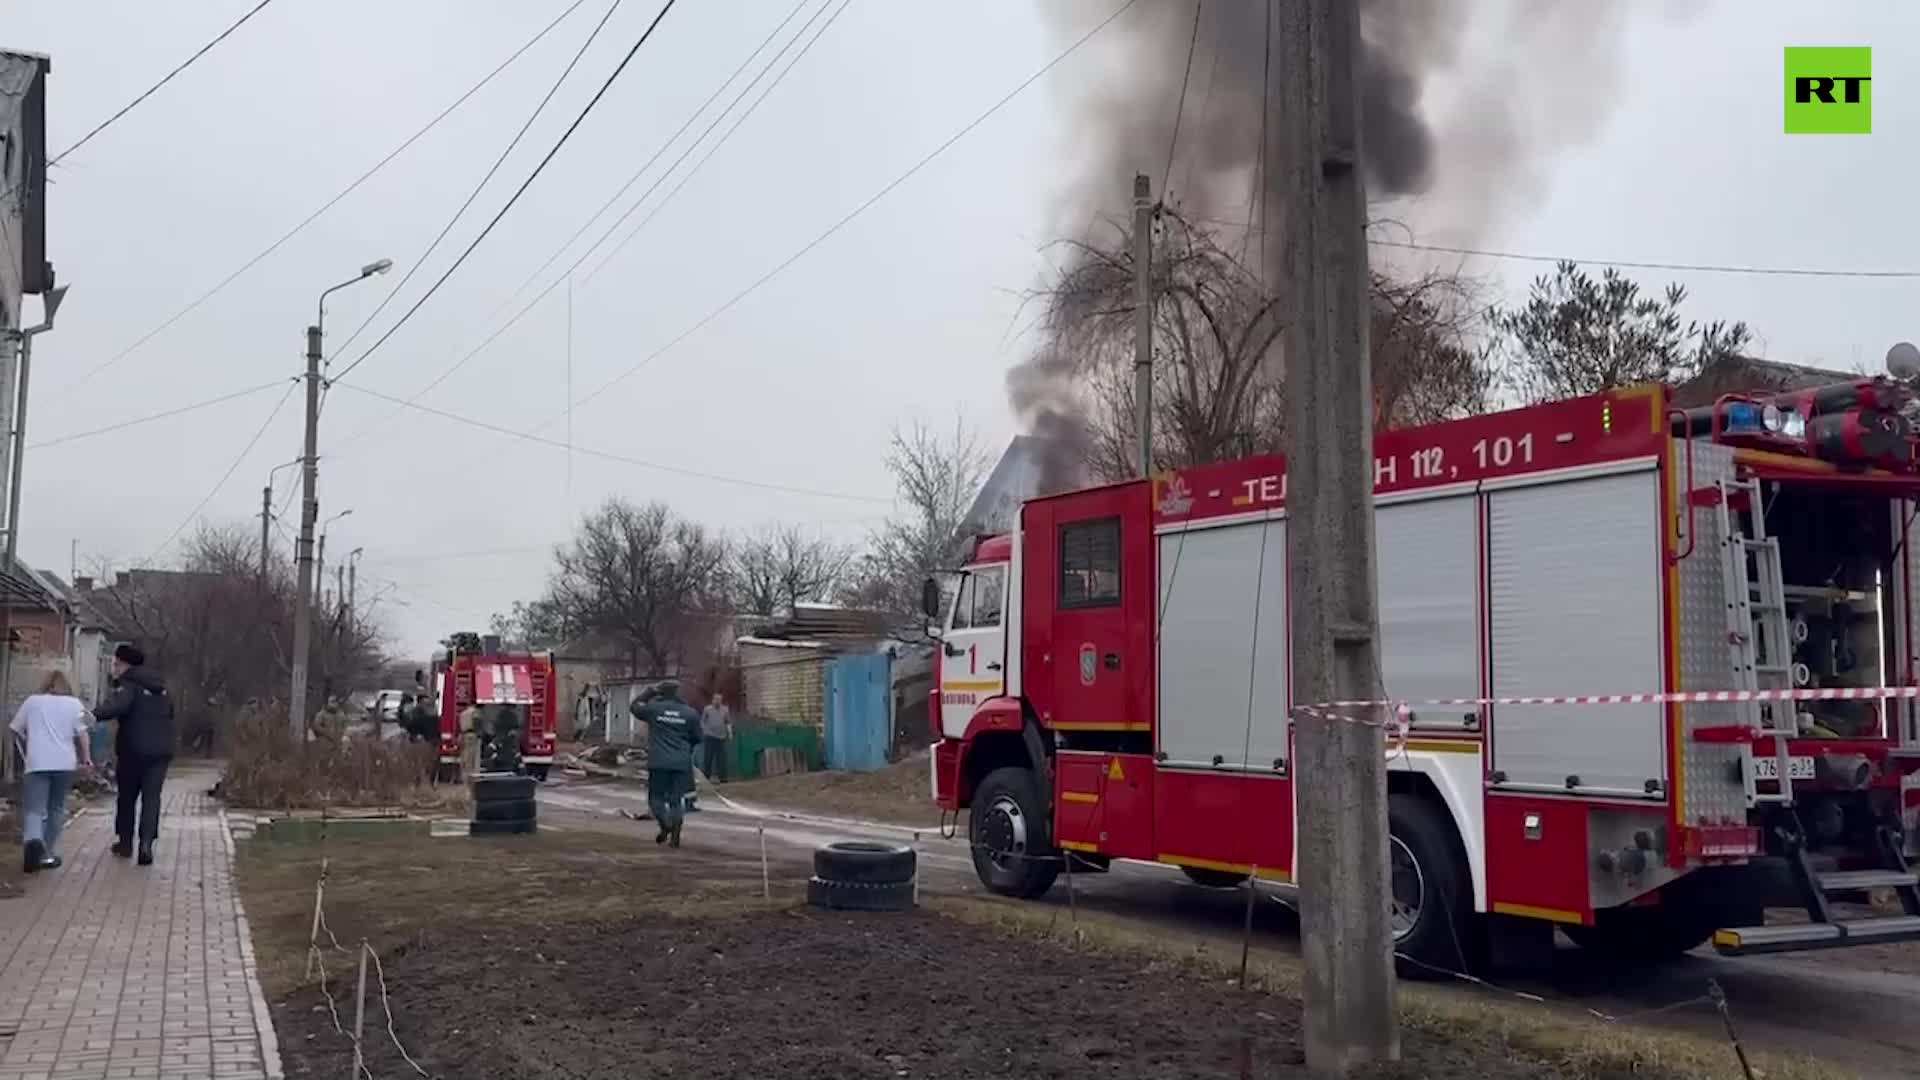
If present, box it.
[9,670,92,873]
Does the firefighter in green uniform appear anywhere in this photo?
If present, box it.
[631,681,700,848]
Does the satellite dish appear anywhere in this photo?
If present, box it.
[1889,341,1920,379]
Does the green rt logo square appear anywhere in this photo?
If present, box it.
[1785,46,1871,134]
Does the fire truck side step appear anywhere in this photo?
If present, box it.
[1713,916,1920,956]
[1819,869,1919,891]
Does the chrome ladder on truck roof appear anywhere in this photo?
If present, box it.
[1710,477,1920,955]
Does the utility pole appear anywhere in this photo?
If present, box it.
[290,324,321,737]
[1273,1,1399,1073]
[0,286,66,731]
[1132,173,1154,477]
[259,485,271,583]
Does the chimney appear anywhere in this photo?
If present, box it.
[73,576,92,593]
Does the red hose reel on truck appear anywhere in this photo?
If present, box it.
[1677,377,1917,470]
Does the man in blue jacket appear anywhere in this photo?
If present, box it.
[93,645,175,866]
[631,681,699,848]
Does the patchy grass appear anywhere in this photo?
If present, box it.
[937,895,1843,1080]
[715,750,938,826]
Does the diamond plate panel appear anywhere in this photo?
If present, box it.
[1674,439,1749,828]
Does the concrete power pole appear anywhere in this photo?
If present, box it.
[289,325,322,737]
[259,485,271,583]
[1274,1,1399,1073]
[1132,173,1154,477]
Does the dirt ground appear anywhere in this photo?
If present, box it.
[236,829,1787,1080]
[715,750,939,827]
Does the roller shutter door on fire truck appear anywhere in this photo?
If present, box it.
[1488,468,1666,797]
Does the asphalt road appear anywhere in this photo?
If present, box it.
[538,774,1919,1078]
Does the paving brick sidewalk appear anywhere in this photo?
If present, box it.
[0,764,280,1079]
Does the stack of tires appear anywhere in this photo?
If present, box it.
[807,841,915,912]
[470,775,537,836]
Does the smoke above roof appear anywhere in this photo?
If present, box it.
[1010,0,1643,489]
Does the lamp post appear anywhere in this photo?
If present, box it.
[290,261,389,735]
[260,457,299,583]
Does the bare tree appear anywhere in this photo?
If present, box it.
[1494,260,1752,404]
[89,522,387,750]
[1031,210,1494,482]
[535,499,730,673]
[730,525,854,616]
[843,420,988,622]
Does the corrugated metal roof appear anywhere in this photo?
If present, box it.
[1672,356,1856,409]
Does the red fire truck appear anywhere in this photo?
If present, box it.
[428,633,559,781]
[928,378,1920,972]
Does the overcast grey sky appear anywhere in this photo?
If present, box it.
[3,1,1915,656]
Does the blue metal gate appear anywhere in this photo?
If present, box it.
[824,653,890,772]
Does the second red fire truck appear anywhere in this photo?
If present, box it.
[929,376,1920,972]
[427,633,559,781]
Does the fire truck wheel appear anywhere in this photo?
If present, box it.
[1181,867,1249,889]
[814,841,917,886]
[529,765,550,782]
[472,776,537,803]
[473,798,537,823]
[1388,793,1473,978]
[970,767,1061,899]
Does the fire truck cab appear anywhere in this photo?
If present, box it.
[428,632,559,782]
[930,377,1920,973]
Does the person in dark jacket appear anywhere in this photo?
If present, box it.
[631,681,699,848]
[93,645,175,865]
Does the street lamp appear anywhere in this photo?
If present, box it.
[317,508,353,601]
[291,262,388,735]
[259,457,299,581]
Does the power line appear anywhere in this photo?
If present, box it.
[1162,0,1203,198]
[327,0,831,452]
[143,379,299,565]
[29,379,289,450]
[328,0,630,363]
[56,0,593,393]
[329,382,889,504]
[328,0,684,385]
[51,0,281,166]
[501,0,816,307]
[578,0,851,284]
[542,0,1143,426]
[1369,238,1920,280]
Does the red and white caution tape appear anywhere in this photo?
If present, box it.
[1299,685,1920,713]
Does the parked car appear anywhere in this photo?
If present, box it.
[371,690,411,722]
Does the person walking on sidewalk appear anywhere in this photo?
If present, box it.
[631,681,699,848]
[699,691,733,783]
[9,670,92,872]
[93,645,175,866]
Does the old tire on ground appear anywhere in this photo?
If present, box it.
[1181,867,1249,889]
[469,818,537,836]
[1388,791,1475,980]
[806,876,914,912]
[473,798,537,823]
[969,766,1060,899]
[472,776,537,803]
[1563,908,1715,965]
[814,841,916,885]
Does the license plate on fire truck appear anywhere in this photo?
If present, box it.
[1751,754,1815,781]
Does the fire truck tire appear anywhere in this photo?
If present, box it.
[473,797,537,823]
[472,776,537,803]
[806,876,915,912]
[1388,793,1473,979]
[813,841,916,886]
[1181,867,1250,889]
[529,765,550,782]
[969,767,1060,899]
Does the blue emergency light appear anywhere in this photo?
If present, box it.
[1721,401,1765,435]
